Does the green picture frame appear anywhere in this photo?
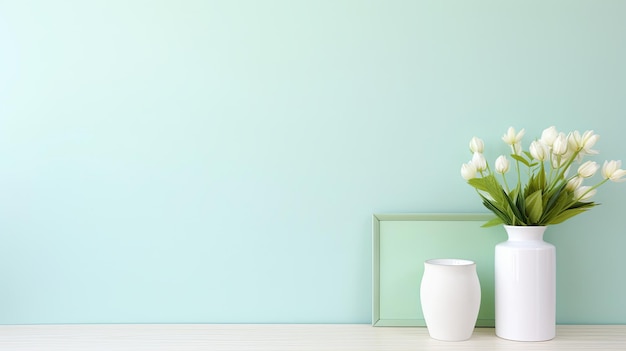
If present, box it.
[372,213,506,327]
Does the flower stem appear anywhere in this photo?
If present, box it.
[501,173,511,193]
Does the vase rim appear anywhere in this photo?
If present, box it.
[425,258,475,266]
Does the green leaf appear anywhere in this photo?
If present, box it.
[515,189,529,223]
[543,184,566,214]
[540,185,579,224]
[548,208,589,225]
[509,187,518,201]
[481,217,504,227]
[481,196,511,224]
[503,189,526,225]
[537,164,546,190]
[469,175,507,204]
[467,178,490,192]
[525,170,546,197]
[511,154,531,167]
[569,201,597,210]
[525,189,543,224]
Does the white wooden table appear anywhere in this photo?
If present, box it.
[1,324,625,350]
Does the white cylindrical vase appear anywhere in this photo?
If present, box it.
[495,225,556,341]
[420,259,481,341]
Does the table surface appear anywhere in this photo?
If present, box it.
[1,324,625,351]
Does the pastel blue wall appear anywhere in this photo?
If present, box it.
[1,1,625,324]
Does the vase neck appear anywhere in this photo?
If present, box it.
[503,225,547,242]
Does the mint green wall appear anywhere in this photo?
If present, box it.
[0,1,624,324]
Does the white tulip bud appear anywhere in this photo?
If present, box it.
[552,133,568,156]
[495,155,510,174]
[577,161,599,178]
[602,160,626,182]
[529,140,548,161]
[540,126,558,147]
[471,152,487,172]
[502,127,525,146]
[469,137,484,153]
[566,176,583,191]
[461,162,477,180]
[574,186,596,201]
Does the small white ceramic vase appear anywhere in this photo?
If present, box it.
[420,259,481,341]
[495,225,556,341]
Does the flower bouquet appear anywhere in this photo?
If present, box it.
[461,126,626,227]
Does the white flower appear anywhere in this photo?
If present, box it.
[602,160,626,182]
[462,125,625,226]
[577,161,599,178]
[471,152,487,172]
[551,132,569,156]
[574,186,596,201]
[569,130,599,155]
[502,127,525,155]
[529,140,548,161]
[495,155,510,174]
[566,176,583,191]
[469,137,484,153]
[540,126,559,147]
[461,162,477,180]
[581,131,600,155]
[502,127,525,145]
